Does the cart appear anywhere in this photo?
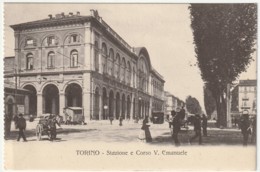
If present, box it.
[35,114,51,141]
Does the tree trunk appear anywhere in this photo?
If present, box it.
[215,94,221,127]
[215,93,227,128]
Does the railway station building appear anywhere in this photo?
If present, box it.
[4,10,165,121]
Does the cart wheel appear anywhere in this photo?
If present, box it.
[36,125,42,141]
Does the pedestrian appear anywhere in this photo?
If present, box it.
[48,114,61,141]
[141,116,152,142]
[234,117,238,127]
[172,112,181,146]
[13,114,18,129]
[109,116,114,125]
[202,114,208,136]
[16,113,27,142]
[169,110,176,128]
[251,116,256,144]
[179,106,186,120]
[189,114,202,145]
[119,116,123,126]
[4,113,12,138]
[29,114,34,122]
[240,112,251,146]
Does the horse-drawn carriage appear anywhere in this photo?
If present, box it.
[35,113,61,141]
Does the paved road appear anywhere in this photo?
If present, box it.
[5,119,256,146]
[4,120,256,171]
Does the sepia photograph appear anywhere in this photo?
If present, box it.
[2,3,257,171]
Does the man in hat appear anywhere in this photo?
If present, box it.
[16,113,27,142]
[240,111,251,146]
[48,114,60,141]
[179,106,186,120]
[189,114,202,145]
[172,112,181,146]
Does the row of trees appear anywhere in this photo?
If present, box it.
[189,4,257,127]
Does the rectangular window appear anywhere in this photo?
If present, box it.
[26,39,33,46]
[72,35,78,43]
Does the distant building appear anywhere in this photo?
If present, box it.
[163,91,185,116]
[237,80,257,115]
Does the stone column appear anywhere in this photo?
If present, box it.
[37,94,43,117]
[106,94,109,120]
[130,97,134,120]
[59,93,65,118]
[82,73,91,121]
[113,97,116,119]
[99,94,102,120]
[149,98,152,117]
[24,95,29,116]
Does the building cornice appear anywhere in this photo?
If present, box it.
[10,16,92,31]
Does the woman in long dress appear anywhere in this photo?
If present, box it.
[142,116,152,142]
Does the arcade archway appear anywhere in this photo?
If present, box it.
[43,84,59,114]
[65,83,82,107]
[116,92,120,119]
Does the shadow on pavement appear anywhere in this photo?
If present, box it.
[5,128,98,141]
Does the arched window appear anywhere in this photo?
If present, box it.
[26,53,33,70]
[133,67,136,88]
[47,51,55,68]
[94,41,99,71]
[101,43,107,74]
[108,48,114,76]
[115,53,120,78]
[127,61,131,84]
[70,50,78,67]
[121,58,126,82]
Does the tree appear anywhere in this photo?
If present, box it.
[186,96,202,115]
[204,84,216,118]
[189,4,257,127]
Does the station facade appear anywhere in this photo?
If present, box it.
[5,10,165,121]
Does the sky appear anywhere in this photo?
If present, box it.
[3,3,257,112]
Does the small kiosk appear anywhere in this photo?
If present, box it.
[64,107,84,125]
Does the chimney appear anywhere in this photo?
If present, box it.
[48,14,53,19]
[61,12,65,18]
[69,12,73,16]
[77,11,80,16]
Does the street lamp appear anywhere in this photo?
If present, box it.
[104,105,108,120]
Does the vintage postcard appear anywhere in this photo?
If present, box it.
[2,3,257,171]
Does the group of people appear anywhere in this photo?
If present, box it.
[169,107,208,146]
[240,112,256,146]
[13,113,61,142]
[45,114,61,141]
